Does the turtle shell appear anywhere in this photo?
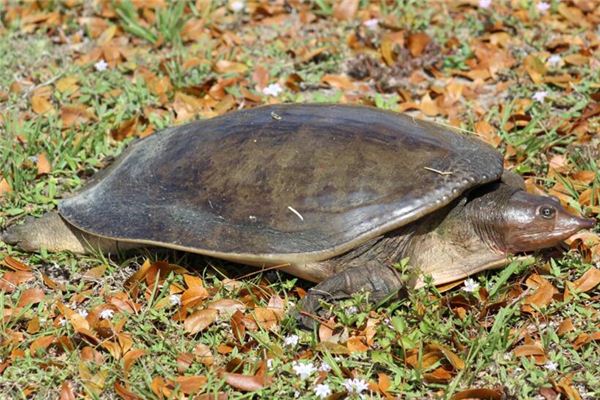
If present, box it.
[59,104,503,265]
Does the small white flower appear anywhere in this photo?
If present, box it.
[293,391,300,398]
[94,59,108,72]
[478,0,491,9]
[292,361,316,380]
[463,278,480,293]
[319,361,332,372]
[363,19,379,30]
[262,83,283,97]
[231,1,245,12]
[284,334,299,346]
[267,359,274,369]
[545,360,558,371]
[59,318,68,326]
[99,309,114,320]
[536,2,550,13]
[533,91,548,102]
[344,378,369,394]
[314,383,332,398]
[547,54,561,66]
[78,309,88,318]
[346,306,358,314]
[169,294,181,306]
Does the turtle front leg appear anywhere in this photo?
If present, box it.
[298,261,407,329]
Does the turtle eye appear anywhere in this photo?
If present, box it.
[538,205,556,219]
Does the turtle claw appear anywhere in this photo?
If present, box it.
[297,288,340,329]
[296,262,407,329]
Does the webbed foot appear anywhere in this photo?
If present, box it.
[297,262,407,329]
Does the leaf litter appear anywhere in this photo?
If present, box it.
[0,0,599,399]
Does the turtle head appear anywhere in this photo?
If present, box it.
[501,190,595,253]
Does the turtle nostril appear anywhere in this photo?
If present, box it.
[577,217,596,230]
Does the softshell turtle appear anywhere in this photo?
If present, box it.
[2,104,595,325]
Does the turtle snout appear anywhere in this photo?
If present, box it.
[576,216,596,230]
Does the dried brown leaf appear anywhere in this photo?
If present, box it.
[346,336,368,352]
[114,382,141,400]
[83,265,107,279]
[524,55,546,84]
[30,335,55,356]
[194,343,214,366]
[423,366,453,383]
[572,267,600,292]
[451,388,504,400]
[513,344,546,364]
[321,74,355,90]
[37,152,52,175]
[123,349,146,377]
[253,307,278,330]
[522,279,557,309]
[0,177,11,197]
[407,32,431,57]
[558,318,575,336]
[184,308,217,334]
[59,381,76,400]
[428,342,465,370]
[214,60,247,74]
[222,372,270,392]
[31,95,54,114]
[174,375,207,394]
[18,287,45,307]
[332,0,359,21]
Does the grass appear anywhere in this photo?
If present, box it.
[0,1,599,399]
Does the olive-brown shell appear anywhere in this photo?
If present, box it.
[59,104,503,264]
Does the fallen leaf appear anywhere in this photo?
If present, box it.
[524,54,546,84]
[333,0,359,21]
[513,344,546,364]
[83,265,107,279]
[428,342,465,370]
[321,74,355,90]
[0,177,11,197]
[59,381,76,400]
[346,336,368,352]
[407,32,431,57]
[36,152,52,175]
[174,375,207,394]
[114,382,141,400]
[558,318,574,336]
[18,287,45,307]
[252,65,269,90]
[55,76,79,94]
[475,121,502,147]
[424,366,453,383]
[214,60,247,74]
[451,388,504,400]
[30,335,56,356]
[522,278,557,309]
[61,104,95,128]
[194,343,214,366]
[184,309,218,334]
[563,54,589,66]
[253,307,278,330]
[31,94,54,114]
[572,268,600,292]
[123,349,146,377]
[222,372,270,392]
[111,116,139,141]
[572,332,600,349]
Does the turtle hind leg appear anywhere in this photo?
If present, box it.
[297,261,407,329]
[1,211,136,254]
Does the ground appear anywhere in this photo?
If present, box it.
[0,1,599,399]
